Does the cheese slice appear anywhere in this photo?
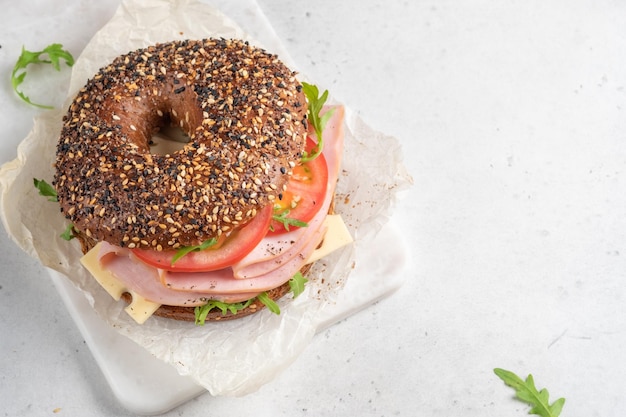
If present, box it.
[81,246,161,324]
[306,214,353,263]
[80,214,353,324]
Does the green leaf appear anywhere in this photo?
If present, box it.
[194,298,254,325]
[289,271,308,298]
[43,43,74,71]
[494,368,565,417]
[300,82,335,162]
[171,238,217,265]
[271,208,308,231]
[33,178,58,202]
[257,292,280,314]
[33,178,75,240]
[12,43,74,109]
[60,224,75,241]
[194,272,309,325]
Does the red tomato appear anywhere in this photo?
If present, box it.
[268,136,329,234]
[132,204,273,272]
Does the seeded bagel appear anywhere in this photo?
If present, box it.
[54,38,308,251]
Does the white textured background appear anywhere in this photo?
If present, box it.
[2,0,626,415]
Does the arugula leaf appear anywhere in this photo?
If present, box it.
[12,43,74,109]
[301,82,335,162]
[33,178,58,201]
[194,298,254,325]
[289,271,308,298]
[494,368,565,417]
[257,292,280,314]
[33,178,75,240]
[194,271,309,324]
[171,238,217,265]
[194,292,279,325]
[60,224,75,241]
[271,209,308,232]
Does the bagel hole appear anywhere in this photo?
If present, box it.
[149,124,190,155]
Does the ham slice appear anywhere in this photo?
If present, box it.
[95,105,345,306]
[157,221,328,293]
[98,242,260,305]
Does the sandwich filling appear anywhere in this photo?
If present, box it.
[80,105,351,324]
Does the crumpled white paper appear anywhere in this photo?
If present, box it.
[0,0,412,396]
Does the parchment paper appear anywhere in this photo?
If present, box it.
[0,0,412,396]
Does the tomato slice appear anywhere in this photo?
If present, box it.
[132,204,273,272]
[268,136,329,234]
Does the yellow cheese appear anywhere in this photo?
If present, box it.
[306,214,353,263]
[80,245,161,324]
[79,214,352,324]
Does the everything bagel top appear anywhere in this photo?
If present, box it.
[54,38,308,251]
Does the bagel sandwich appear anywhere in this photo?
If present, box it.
[39,39,352,324]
